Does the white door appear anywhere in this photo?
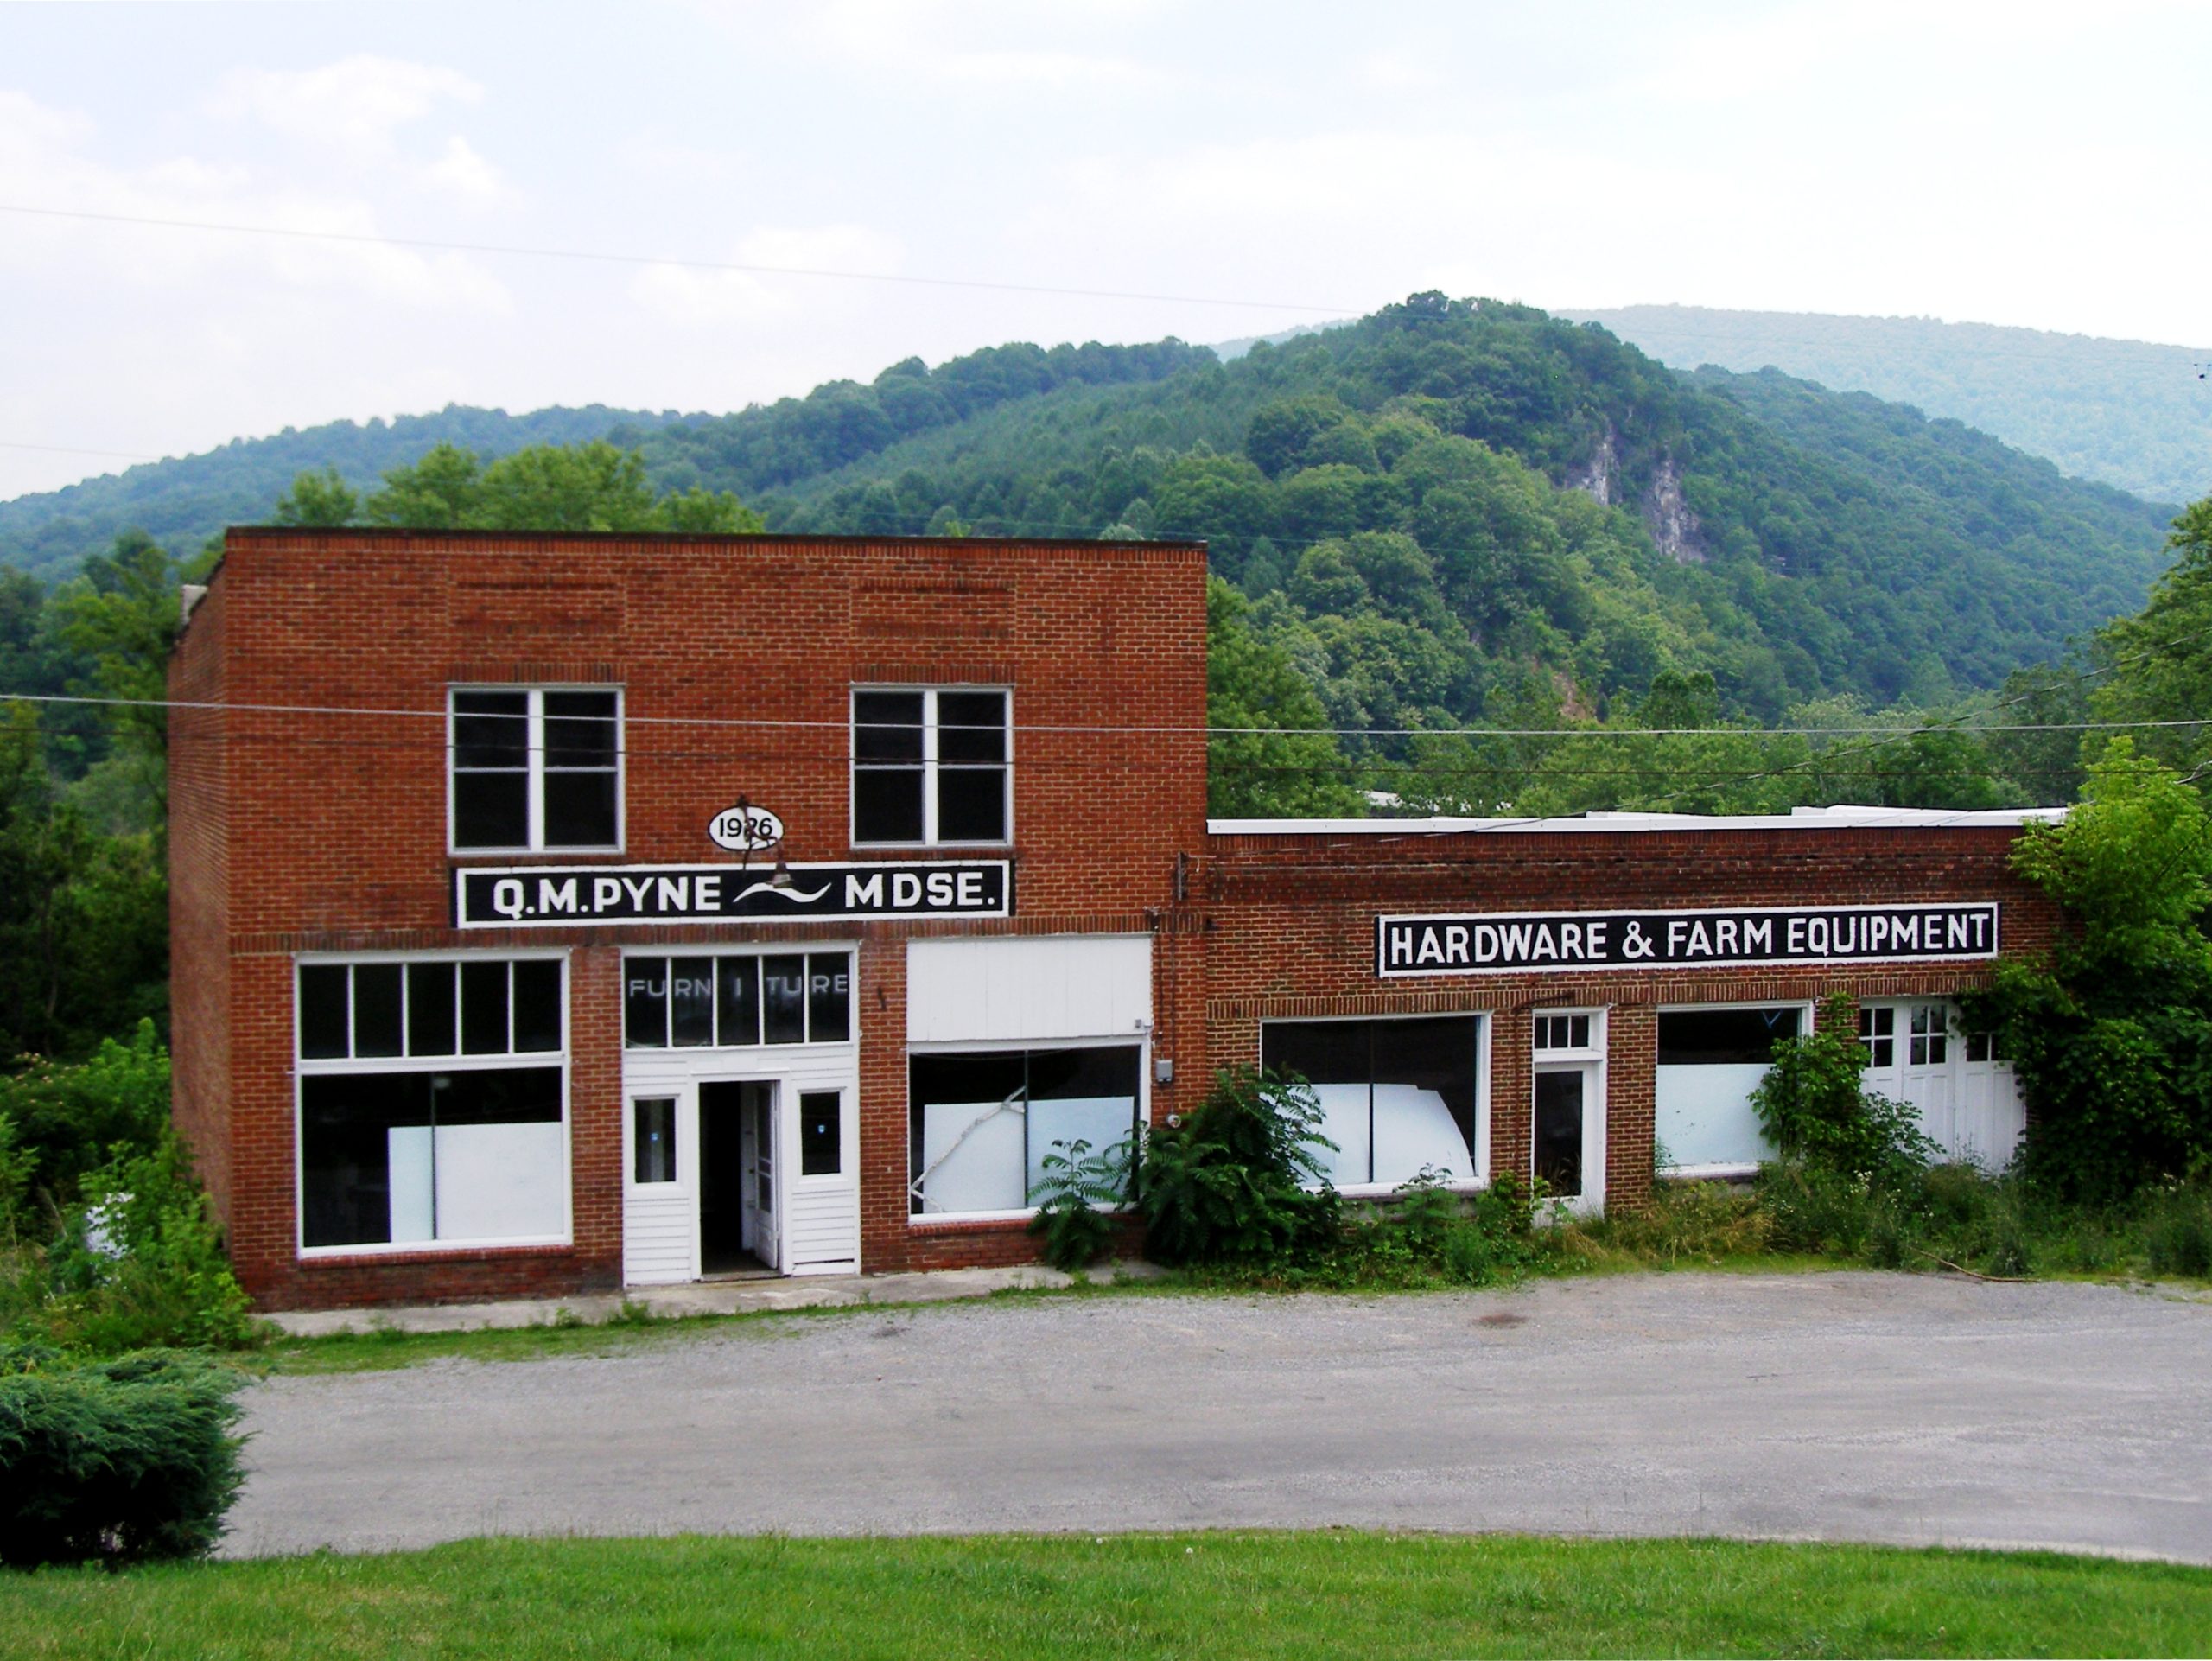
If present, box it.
[1533,1062,1605,1214]
[741,1080,779,1270]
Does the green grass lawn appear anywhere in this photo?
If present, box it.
[3,1532,2207,1658]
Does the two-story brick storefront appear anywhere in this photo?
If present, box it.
[169,528,2060,1310]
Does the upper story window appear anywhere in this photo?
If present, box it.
[450,688,621,853]
[851,687,1009,846]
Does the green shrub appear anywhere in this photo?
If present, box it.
[0,1342,247,1566]
[1439,1222,1493,1283]
[1753,993,1935,1181]
[0,1022,169,1206]
[1581,1179,1770,1265]
[1027,1136,1135,1271]
[2142,1181,2212,1277]
[1137,1069,1338,1269]
[34,1136,257,1353]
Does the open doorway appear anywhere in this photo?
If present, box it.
[699,1079,779,1276]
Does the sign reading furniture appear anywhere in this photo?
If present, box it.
[455,861,1011,927]
[1375,902,1999,977]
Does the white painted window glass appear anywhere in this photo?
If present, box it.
[624,953,851,1048]
[451,688,620,851]
[852,688,1009,845]
[907,1047,1140,1215]
[1261,1017,1480,1187]
[296,957,567,1251]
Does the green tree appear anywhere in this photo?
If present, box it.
[271,467,359,527]
[1205,580,1363,819]
[362,440,764,534]
[2092,497,2212,780]
[1968,741,2212,1200]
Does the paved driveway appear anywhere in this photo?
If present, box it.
[227,1272,2212,1562]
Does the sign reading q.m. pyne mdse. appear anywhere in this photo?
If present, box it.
[1375,901,1999,977]
[455,861,1009,928]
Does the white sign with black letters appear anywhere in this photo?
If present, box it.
[455,860,1010,927]
[1376,901,1999,977]
[707,804,785,852]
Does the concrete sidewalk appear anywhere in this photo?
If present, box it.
[266,1262,1161,1337]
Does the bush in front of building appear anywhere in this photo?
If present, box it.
[1137,1068,1340,1269]
[1751,994,1936,1182]
[0,1341,247,1567]
[1027,1137,1136,1271]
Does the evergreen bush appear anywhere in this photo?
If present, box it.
[0,1343,247,1566]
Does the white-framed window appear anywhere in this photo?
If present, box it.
[852,686,1011,846]
[295,952,570,1255]
[1260,1014,1487,1191]
[1656,1002,1811,1177]
[622,951,854,1049]
[1531,1008,1606,1204]
[1859,1005,1896,1069]
[908,1041,1141,1219]
[1910,1003,1950,1066]
[450,686,622,853]
[1532,1009,1602,1057]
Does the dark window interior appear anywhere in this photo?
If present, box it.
[1657,1007,1801,1066]
[633,1097,676,1184]
[800,1091,841,1177]
[1260,1016,1479,1186]
[1534,1070,1584,1196]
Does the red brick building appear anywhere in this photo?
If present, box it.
[169,528,2058,1310]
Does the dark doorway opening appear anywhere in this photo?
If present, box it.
[699,1079,776,1276]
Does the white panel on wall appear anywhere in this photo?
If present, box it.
[624,1192,694,1284]
[1371,1085,1474,1184]
[433,1122,566,1241]
[1656,1063,1776,1174]
[907,935,1152,1044]
[387,1126,435,1244]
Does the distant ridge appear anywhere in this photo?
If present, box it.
[1570,304,2210,506]
[0,404,679,583]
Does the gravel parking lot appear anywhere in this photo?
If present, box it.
[227,1272,2212,1562]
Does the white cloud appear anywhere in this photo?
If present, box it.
[423,134,504,199]
[628,224,906,324]
[211,54,483,159]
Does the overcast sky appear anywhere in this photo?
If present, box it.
[3,0,2207,500]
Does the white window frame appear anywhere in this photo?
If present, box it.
[850,684,1013,849]
[448,685,625,856]
[1256,1011,1492,1197]
[1530,1005,1607,1212]
[1654,998,1815,1181]
[905,1034,1147,1225]
[293,948,573,1259]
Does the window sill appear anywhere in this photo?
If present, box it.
[298,1239,574,1268]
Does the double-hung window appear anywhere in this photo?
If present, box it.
[451,687,621,852]
[852,688,1009,845]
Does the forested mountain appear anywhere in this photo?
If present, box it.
[0,404,675,583]
[1573,305,2211,506]
[638,296,2171,725]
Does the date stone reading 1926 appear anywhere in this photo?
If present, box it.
[1376,902,1999,977]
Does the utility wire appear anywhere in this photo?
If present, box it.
[0,203,1362,318]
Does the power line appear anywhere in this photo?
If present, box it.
[0,203,1361,319]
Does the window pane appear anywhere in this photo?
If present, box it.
[543,691,617,767]
[808,953,851,1043]
[854,691,925,761]
[1368,1017,1479,1186]
[452,692,528,767]
[715,957,760,1047]
[461,960,511,1054]
[299,964,350,1060]
[634,1098,676,1184]
[1027,1047,1140,1203]
[430,1065,563,1125]
[454,771,529,849]
[762,955,807,1044]
[938,691,1007,763]
[353,964,404,1058]
[1657,1008,1801,1066]
[407,962,457,1056]
[300,1072,435,1247]
[1262,1020,1372,1186]
[625,958,669,1048]
[671,957,715,1047]
[1535,1070,1585,1196]
[910,1052,1028,1214]
[938,767,1007,842]
[423,1067,565,1242]
[512,960,562,1053]
[853,767,925,842]
[799,1091,841,1177]
[543,771,617,848]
